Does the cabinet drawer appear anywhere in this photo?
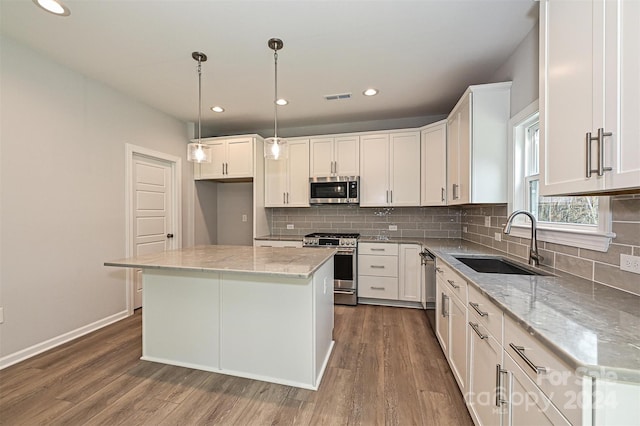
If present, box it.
[358,276,398,299]
[359,242,399,256]
[504,315,584,426]
[468,284,503,342]
[435,260,467,303]
[254,240,302,248]
[359,255,398,277]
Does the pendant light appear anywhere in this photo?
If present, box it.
[187,52,212,163]
[264,38,288,160]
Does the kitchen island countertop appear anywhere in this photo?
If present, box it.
[105,244,335,279]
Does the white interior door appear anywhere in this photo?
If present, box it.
[132,154,174,309]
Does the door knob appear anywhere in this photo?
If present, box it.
[166,233,174,238]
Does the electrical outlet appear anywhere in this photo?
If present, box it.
[463,226,468,233]
[389,225,398,231]
[620,254,640,274]
[484,216,491,227]
[242,214,248,222]
[494,232,502,242]
[286,224,294,230]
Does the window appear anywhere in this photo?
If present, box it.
[509,101,612,251]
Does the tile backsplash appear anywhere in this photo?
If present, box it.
[460,195,640,296]
[267,195,639,295]
[268,205,461,239]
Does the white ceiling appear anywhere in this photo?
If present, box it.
[0,0,538,135]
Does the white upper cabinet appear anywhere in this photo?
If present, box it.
[310,136,360,177]
[265,138,310,207]
[195,136,254,180]
[360,131,421,207]
[420,120,447,206]
[447,82,511,205]
[540,0,640,195]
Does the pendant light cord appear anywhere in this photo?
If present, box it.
[197,58,202,144]
[273,50,278,139]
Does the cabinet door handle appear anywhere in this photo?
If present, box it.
[495,364,507,407]
[469,322,487,340]
[469,302,488,317]
[452,183,459,200]
[441,187,445,203]
[370,265,385,269]
[447,279,460,289]
[371,286,385,290]
[586,132,593,178]
[370,248,385,252]
[386,190,389,203]
[509,343,547,374]
[283,193,286,204]
[441,293,449,317]
[286,192,289,204]
[390,190,393,204]
[597,128,613,176]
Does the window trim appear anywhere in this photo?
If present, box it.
[508,100,614,252]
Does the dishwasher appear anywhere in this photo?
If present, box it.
[419,249,437,331]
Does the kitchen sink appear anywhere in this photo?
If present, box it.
[453,256,550,276]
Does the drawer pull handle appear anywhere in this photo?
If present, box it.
[371,286,385,290]
[370,265,385,269]
[441,293,449,317]
[370,248,386,251]
[495,364,507,406]
[469,302,488,317]
[469,322,488,340]
[447,279,460,289]
[509,343,547,375]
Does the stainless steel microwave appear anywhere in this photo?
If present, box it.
[309,176,359,204]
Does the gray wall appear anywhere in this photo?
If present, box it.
[217,182,253,246]
[0,36,192,361]
[194,181,218,245]
[489,22,539,116]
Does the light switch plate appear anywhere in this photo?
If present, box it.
[494,233,502,242]
[389,225,398,231]
[484,216,491,227]
[286,224,294,230]
[0,307,4,324]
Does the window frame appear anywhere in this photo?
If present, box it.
[507,100,613,252]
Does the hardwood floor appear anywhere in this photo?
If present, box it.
[0,305,472,425]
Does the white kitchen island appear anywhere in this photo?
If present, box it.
[105,245,335,390]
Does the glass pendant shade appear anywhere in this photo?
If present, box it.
[264,137,288,160]
[187,142,212,163]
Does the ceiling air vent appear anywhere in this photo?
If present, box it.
[324,92,352,101]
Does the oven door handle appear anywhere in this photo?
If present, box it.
[334,290,355,295]
[336,249,355,255]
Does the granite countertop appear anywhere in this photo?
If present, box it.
[419,239,640,384]
[105,245,336,279]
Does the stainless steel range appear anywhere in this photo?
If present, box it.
[303,232,359,306]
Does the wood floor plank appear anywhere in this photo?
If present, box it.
[0,305,473,426]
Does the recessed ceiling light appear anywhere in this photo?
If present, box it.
[211,106,225,113]
[275,99,288,106]
[32,0,70,16]
[363,88,379,96]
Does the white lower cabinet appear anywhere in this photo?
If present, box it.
[467,287,505,426]
[503,352,570,426]
[358,243,422,305]
[435,260,468,395]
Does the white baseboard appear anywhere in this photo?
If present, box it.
[0,310,130,370]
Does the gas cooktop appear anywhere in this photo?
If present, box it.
[304,232,360,238]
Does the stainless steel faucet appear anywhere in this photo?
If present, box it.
[503,210,544,267]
